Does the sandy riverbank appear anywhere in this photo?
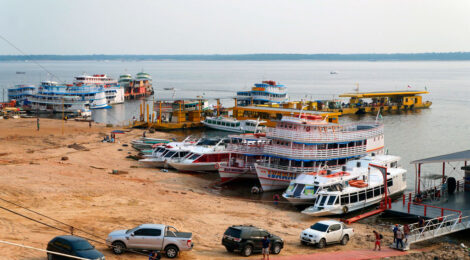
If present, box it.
[0,118,466,259]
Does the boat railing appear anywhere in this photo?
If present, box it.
[226,144,264,154]
[401,180,465,206]
[263,145,367,160]
[267,122,383,143]
[257,161,340,173]
[406,214,469,246]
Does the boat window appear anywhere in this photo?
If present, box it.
[164,151,175,158]
[350,193,358,203]
[319,195,328,206]
[303,185,317,195]
[216,121,221,125]
[327,196,336,205]
[380,185,385,194]
[374,187,381,197]
[189,153,201,160]
[287,184,294,192]
[359,191,366,201]
[387,179,393,187]
[391,161,397,168]
[310,222,328,232]
[366,189,373,199]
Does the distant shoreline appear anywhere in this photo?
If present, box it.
[3,53,470,61]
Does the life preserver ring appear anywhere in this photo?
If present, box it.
[306,126,311,132]
[342,206,349,214]
[215,163,219,169]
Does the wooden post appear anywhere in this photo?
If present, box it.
[159,101,162,123]
[179,102,182,123]
[217,99,220,117]
[146,103,149,123]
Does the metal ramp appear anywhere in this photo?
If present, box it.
[392,215,470,251]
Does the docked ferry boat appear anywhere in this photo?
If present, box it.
[301,156,406,216]
[218,134,271,183]
[254,116,384,191]
[74,74,124,105]
[119,72,154,99]
[282,155,401,206]
[202,117,266,133]
[167,139,228,172]
[7,85,35,106]
[29,81,110,112]
[236,80,288,106]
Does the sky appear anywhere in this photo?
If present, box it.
[1,0,470,55]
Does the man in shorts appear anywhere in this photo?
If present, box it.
[373,230,381,251]
[262,235,270,260]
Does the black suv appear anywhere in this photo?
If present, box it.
[221,225,284,257]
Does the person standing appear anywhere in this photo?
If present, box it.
[395,228,404,249]
[404,224,410,244]
[393,224,399,243]
[262,235,270,260]
[36,117,40,131]
[373,230,381,251]
[89,120,92,128]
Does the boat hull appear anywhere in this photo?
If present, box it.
[139,159,166,168]
[254,164,298,191]
[282,194,315,206]
[218,165,257,183]
[168,162,218,172]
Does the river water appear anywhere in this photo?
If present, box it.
[1,60,470,193]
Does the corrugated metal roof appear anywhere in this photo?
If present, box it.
[339,90,429,98]
[410,149,470,164]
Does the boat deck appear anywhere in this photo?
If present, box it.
[387,190,470,219]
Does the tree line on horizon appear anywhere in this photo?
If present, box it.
[2,53,470,61]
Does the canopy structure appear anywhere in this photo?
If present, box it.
[339,90,428,98]
[411,149,470,193]
[410,150,470,165]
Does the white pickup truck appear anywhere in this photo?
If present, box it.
[106,224,193,258]
[300,220,354,248]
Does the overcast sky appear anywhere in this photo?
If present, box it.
[1,0,470,55]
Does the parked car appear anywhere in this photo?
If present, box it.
[105,224,193,258]
[221,225,284,257]
[300,220,354,248]
[46,235,105,260]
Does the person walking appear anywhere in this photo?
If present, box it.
[393,224,399,243]
[262,235,270,260]
[404,224,410,244]
[418,216,425,231]
[395,228,404,249]
[373,230,381,251]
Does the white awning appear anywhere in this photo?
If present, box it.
[410,150,470,165]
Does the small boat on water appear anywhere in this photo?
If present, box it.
[202,117,266,133]
[163,87,175,91]
[218,134,270,183]
[167,139,228,172]
[301,156,406,216]
[282,155,402,206]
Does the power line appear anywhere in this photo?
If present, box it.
[0,34,64,83]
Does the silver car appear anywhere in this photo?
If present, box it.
[106,224,193,258]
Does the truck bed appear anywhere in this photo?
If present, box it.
[166,231,192,238]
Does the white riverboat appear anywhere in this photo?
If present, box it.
[236,80,288,106]
[167,139,228,172]
[74,74,124,105]
[301,156,407,216]
[202,117,266,133]
[7,85,35,106]
[29,81,110,112]
[283,155,402,206]
[254,115,384,191]
[218,134,270,183]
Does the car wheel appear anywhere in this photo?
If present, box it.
[271,243,282,254]
[341,235,349,245]
[165,245,179,258]
[317,238,326,249]
[47,253,53,260]
[225,246,234,252]
[242,244,253,257]
[111,241,126,255]
[301,241,308,246]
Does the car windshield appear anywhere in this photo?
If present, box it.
[310,223,329,232]
[72,240,94,251]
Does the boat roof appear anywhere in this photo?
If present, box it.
[228,134,268,141]
[339,90,429,98]
[410,149,470,165]
[236,106,340,116]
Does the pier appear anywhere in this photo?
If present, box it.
[385,149,470,250]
